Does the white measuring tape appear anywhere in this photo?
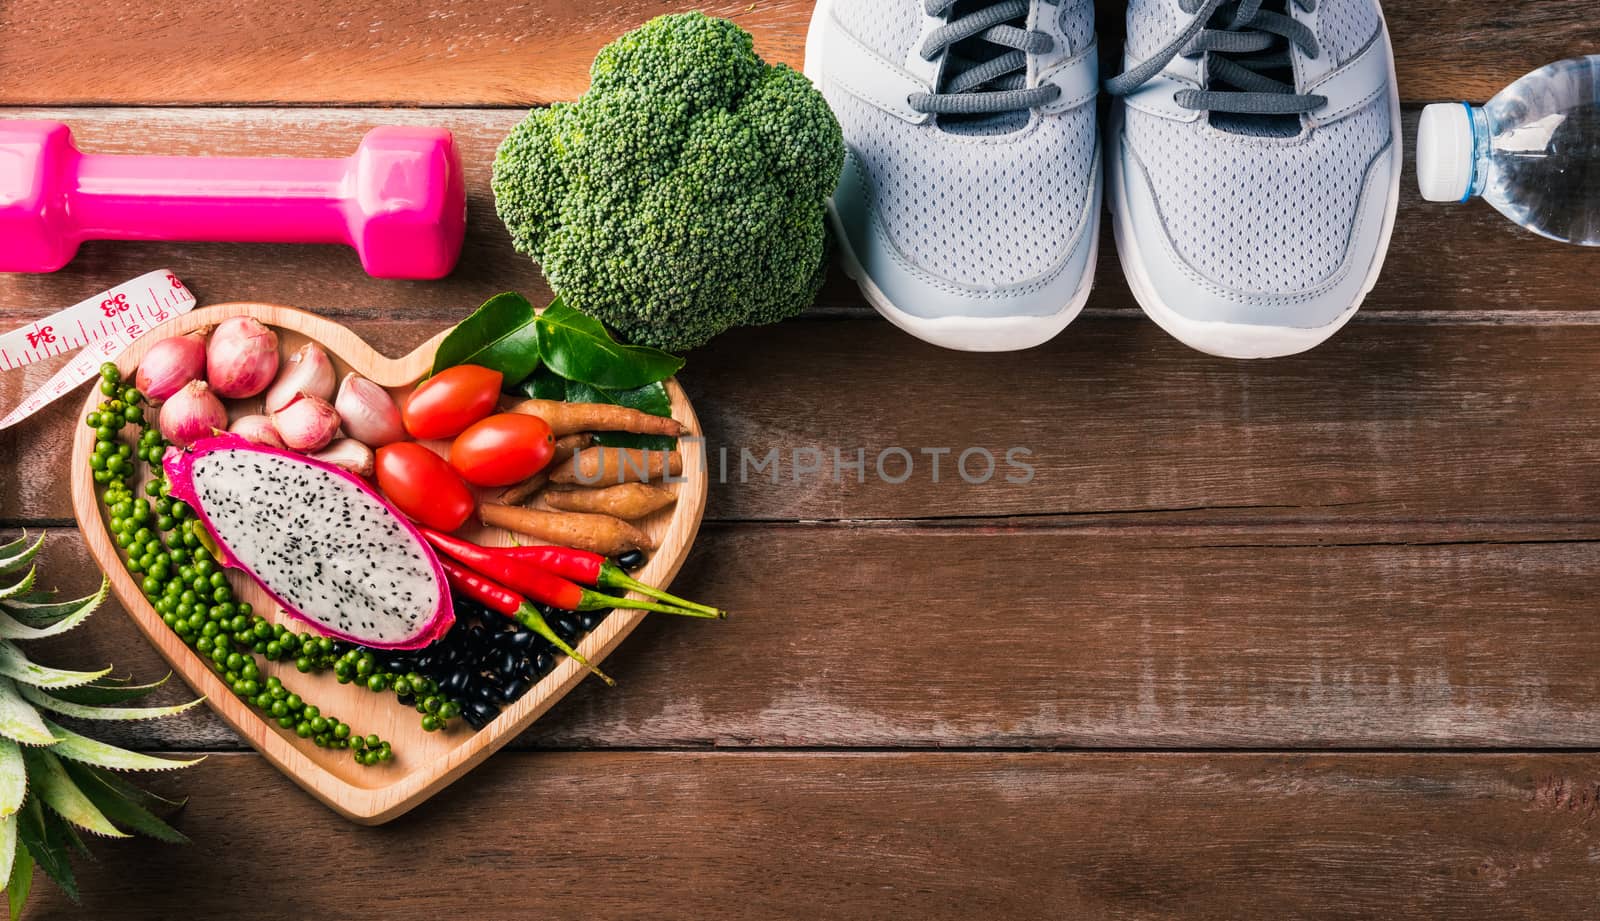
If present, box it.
[0,270,196,430]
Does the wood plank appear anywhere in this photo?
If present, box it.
[10,317,1600,525]
[1,1,1591,105]
[25,751,1600,920]
[0,107,1593,316]
[17,526,1600,751]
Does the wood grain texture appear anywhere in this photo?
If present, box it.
[0,106,1595,317]
[65,303,707,822]
[24,751,1600,921]
[20,524,1600,751]
[12,317,1600,526]
[1,1,1592,105]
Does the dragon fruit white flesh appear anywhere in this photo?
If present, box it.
[164,434,453,650]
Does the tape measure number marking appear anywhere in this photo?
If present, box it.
[0,270,197,430]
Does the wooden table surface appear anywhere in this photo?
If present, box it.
[4,1,1600,918]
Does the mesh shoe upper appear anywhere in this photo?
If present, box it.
[1125,95,1391,294]
[829,91,1096,288]
[821,0,1099,290]
[834,0,923,65]
[1117,0,1394,297]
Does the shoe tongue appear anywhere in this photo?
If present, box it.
[1202,0,1303,138]
[1211,112,1303,137]
[937,0,1035,136]
[942,110,1032,136]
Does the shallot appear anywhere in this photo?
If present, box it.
[272,392,341,452]
[228,414,287,449]
[135,329,208,402]
[264,342,336,413]
[310,438,376,478]
[207,317,279,398]
[335,373,405,447]
[159,380,229,447]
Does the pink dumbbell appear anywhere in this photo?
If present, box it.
[0,121,466,279]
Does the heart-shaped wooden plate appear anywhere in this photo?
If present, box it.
[69,303,707,824]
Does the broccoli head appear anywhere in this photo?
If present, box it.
[491,12,844,352]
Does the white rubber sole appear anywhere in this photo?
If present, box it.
[803,0,1096,353]
[1108,20,1404,360]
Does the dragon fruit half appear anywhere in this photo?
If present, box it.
[164,434,453,650]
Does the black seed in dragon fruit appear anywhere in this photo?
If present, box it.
[164,433,454,650]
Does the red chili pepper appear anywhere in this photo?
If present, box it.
[493,545,721,617]
[489,545,606,586]
[438,556,615,687]
[422,529,723,619]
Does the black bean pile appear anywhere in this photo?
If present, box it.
[370,601,611,729]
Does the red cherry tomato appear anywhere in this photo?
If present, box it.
[449,413,556,487]
[403,365,503,440]
[375,442,476,532]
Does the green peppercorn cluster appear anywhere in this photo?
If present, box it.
[331,648,462,732]
[86,361,420,765]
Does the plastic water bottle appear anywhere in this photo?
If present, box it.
[1417,55,1600,245]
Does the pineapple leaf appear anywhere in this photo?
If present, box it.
[0,642,111,690]
[0,580,106,641]
[0,570,34,604]
[0,739,23,820]
[43,675,170,706]
[0,600,56,631]
[43,809,89,861]
[0,812,13,894]
[0,680,53,748]
[80,765,185,815]
[5,831,29,921]
[41,721,201,773]
[61,762,187,845]
[0,604,63,632]
[0,588,108,631]
[19,683,202,723]
[0,536,44,578]
[16,797,74,903]
[19,748,126,840]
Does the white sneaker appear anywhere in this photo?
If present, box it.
[1107,0,1402,359]
[804,0,1101,352]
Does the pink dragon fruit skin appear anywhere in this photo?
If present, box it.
[164,433,454,650]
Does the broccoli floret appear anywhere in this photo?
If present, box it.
[491,12,844,352]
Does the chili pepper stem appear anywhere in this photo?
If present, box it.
[512,603,617,687]
[583,591,725,619]
[597,563,724,616]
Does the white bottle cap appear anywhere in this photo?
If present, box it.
[1417,103,1476,202]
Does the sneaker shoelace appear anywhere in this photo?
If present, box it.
[909,0,1062,116]
[1107,0,1326,117]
